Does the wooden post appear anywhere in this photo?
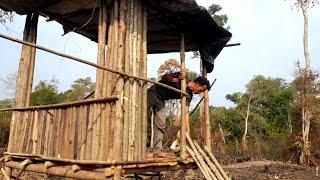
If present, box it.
[180,33,187,159]
[202,66,212,152]
[7,13,39,153]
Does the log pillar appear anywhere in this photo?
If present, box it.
[180,33,187,159]
[93,0,147,162]
[7,13,39,153]
[201,65,212,152]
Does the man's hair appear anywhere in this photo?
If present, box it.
[194,76,211,90]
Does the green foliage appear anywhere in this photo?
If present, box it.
[62,77,95,102]
[208,4,229,29]
[208,75,296,157]
[30,79,63,106]
[0,100,12,148]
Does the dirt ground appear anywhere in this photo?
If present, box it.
[1,160,319,180]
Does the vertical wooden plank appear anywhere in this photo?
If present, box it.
[32,110,39,154]
[135,0,142,161]
[202,66,212,152]
[77,106,85,160]
[85,104,93,160]
[59,108,67,158]
[112,0,126,162]
[180,32,187,159]
[70,107,77,159]
[39,110,47,155]
[55,108,62,158]
[141,1,147,160]
[51,109,58,157]
[44,110,51,156]
[26,110,35,153]
[122,0,132,161]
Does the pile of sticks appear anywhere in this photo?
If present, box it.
[186,134,229,180]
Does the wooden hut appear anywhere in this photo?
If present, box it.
[0,0,232,179]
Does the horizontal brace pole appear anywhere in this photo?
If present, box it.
[225,43,240,47]
[0,96,119,112]
[0,33,188,96]
[4,152,183,166]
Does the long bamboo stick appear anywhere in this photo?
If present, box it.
[186,134,216,180]
[204,146,229,180]
[186,146,211,180]
[194,142,224,180]
[180,32,187,159]
[0,33,188,96]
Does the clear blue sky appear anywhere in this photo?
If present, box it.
[0,0,319,106]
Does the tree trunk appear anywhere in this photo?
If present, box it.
[300,107,311,165]
[301,4,311,70]
[242,95,252,153]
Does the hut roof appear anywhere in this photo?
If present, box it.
[0,0,232,72]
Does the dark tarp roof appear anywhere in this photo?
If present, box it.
[0,0,232,72]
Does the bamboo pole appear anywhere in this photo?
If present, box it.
[194,142,224,180]
[186,146,211,180]
[0,33,188,96]
[180,33,187,160]
[204,146,229,180]
[202,66,212,152]
[186,134,215,180]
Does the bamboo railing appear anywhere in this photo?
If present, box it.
[6,97,119,161]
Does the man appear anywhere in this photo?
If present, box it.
[147,72,210,156]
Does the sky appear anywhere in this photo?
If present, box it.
[0,0,319,107]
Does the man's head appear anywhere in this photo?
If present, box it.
[187,76,210,94]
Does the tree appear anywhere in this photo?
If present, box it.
[226,75,296,153]
[193,3,230,58]
[208,4,229,29]
[0,72,17,98]
[0,9,13,25]
[292,62,320,165]
[30,78,63,106]
[62,77,95,102]
[288,0,318,70]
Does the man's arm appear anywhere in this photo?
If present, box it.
[161,72,185,83]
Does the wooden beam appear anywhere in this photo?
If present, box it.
[5,161,106,180]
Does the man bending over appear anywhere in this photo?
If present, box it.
[147,72,210,157]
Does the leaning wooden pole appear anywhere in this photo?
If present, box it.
[180,32,187,159]
[202,65,212,152]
